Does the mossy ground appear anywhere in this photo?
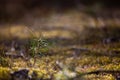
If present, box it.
[0,37,120,80]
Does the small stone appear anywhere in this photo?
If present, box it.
[11,69,30,80]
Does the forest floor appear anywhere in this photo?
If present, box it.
[0,9,120,80]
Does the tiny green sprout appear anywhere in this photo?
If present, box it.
[27,37,49,67]
[28,38,49,57]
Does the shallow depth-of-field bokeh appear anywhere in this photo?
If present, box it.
[0,0,120,80]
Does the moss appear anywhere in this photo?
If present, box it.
[0,32,120,80]
[31,70,45,80]
[103,64,120,70]
[83,74,115,80]
[0,67,11,80]
[0,57,10,67]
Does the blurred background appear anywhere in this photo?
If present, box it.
[0,0,120,43]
